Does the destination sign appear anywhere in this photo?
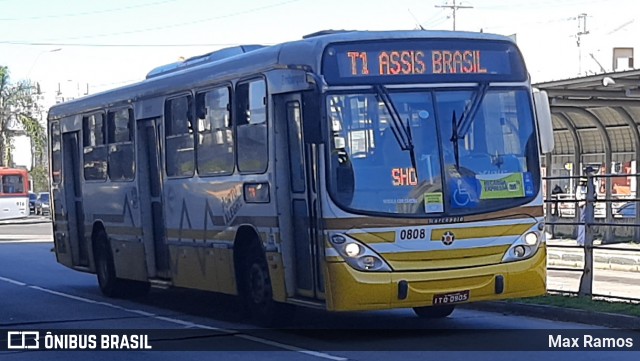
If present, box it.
[346,50,488,76]
[322,40,526,84]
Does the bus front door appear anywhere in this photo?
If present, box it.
[278,93,323,299]
[137,118,170,279]
[61,131,88,267]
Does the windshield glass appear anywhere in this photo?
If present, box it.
[327,88,539,216]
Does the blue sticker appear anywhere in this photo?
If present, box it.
[523,172,535,196]
[449,177,480,208]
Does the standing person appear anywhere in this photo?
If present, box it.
[550,184,564,238]
[575,177,588,246]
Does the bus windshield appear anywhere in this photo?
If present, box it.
[1,174,26,195]
[327,87,539,216]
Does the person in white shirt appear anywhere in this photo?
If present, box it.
[575,177,588,246]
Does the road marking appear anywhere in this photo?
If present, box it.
[0,275,348,360]
[237,334,348,360]
[0,235,53,239]
[27,284,232,332]
[0,276,26,286]
[0,236,53,243]
[0,237,52,243]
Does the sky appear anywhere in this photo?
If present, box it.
[1,0,639,167]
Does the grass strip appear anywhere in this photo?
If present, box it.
[512,294,640,318]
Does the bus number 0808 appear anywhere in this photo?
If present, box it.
[399,228,426,240]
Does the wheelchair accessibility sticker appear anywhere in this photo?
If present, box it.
[450,177,479,208]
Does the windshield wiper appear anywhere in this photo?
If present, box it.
[450,110,461,170]
[450,83,489,170]
[456,82,489,138]
[374,85,418,175]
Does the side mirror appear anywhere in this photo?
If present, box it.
[533,89,554,154]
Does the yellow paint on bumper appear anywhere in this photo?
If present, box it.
[324,246,546,311]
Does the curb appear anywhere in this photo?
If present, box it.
[462,301,640,329]
[548,259,640,273]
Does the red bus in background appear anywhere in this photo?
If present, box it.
[0,167,29,220]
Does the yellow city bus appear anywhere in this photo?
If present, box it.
[48,30,554,323]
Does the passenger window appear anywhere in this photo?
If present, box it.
[108,108,132,143]
[107,108,135,181]
[83,113,105,147]
[51,122,62,184]
[82,113,107,181]
[236,79,267,173]
[286,101,305,193]
[196,87,234,176]
[165,95,195,177]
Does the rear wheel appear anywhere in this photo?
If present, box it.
[94,230,149,298]
[413,305,455,319]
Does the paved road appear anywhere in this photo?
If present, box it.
[1,224,639,360]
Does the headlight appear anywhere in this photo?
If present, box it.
[502,227,543,263]
[329,233,391,272]
[344,243,362,257]
[524,232,538,245]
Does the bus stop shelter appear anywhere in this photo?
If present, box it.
[535,69,640,241]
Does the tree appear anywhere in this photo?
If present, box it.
[0,66,46,168]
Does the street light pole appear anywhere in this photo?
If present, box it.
[27,48,62,79]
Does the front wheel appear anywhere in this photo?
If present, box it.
[241,250,292,326]
[413,305,455,319]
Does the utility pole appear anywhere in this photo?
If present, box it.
[435,0,473,31]
[576,13,589,75]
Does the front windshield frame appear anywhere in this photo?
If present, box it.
[325,85,540,218]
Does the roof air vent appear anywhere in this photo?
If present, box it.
[146,45,265,79]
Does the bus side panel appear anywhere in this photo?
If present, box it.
[111,239,147,282]
[163,178,243,294]
[168,244,237,295]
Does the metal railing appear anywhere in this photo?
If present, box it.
[544,169,640,302]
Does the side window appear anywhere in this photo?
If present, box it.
[286,101,305,193]
[83,113,107,181]
[236,79,267,173]
[196,86,234,176]
[50,122,62,184]
[107,108,135,181]
[165,95,195,177]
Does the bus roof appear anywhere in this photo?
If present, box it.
[47,30,516,120]
[0,167,28,175]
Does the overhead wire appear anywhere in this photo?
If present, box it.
[0,0,179,21]
[7,0,303,43]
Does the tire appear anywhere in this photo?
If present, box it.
[413,305,455,319]
[94,230,149,298]
[241,249,291,326]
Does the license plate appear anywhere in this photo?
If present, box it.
[433,290,470,305]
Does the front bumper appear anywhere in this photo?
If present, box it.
[324,245,546,311]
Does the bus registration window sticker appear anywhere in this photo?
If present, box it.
[424,192,444,213]
[476,172,534,200]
